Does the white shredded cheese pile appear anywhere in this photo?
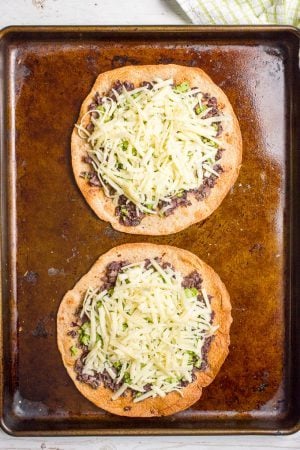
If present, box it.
[79,259,218,402]
[77,78,226,215]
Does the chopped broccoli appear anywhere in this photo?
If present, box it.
[184,287,198,298]
[145,317,153,323]
[123,372,132,384]
[121,207,129,216]
[81,322,90,332]
[113,361,122,370]
[166,377,177,384]
[194,359,202,368]
[187,350,198,363]
[70,346,78,357]
[79,323,91,346]
[121,140,129,150]
[195,104,207,115]
[174,82,190,93]
[80,334,90,346]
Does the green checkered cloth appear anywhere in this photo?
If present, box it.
[177,0,299,26]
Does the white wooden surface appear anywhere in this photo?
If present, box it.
[0,0,299,448]
[0,0,189,27]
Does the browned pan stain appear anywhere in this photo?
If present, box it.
[1,29,298,434]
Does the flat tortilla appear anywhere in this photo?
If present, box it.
[57,243,232,417]
[71,64,242,235]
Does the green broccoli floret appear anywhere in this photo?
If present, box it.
[96,105,105,113]
[113,361,122,370]
[184,287,198,298]
[174,82,190,93]
[123,372,132,384]
[121,140,129,150]
[79,322,91,346]
[80,334,90,346]
[195,104,207,115]
[70,346,78,357]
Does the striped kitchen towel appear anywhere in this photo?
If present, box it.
[176,0,300,26]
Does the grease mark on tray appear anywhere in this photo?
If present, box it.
[32,312,55,338]
[111,55,139,68]
[48,267,65,277]
[23,270,39,284]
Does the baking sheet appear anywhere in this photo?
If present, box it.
[0,26,299,435]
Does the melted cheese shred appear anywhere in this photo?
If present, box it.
[80,260,218,402]
[78,78,227,214]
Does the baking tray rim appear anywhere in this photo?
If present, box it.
[0,24,300,38]
[0,24,299,437]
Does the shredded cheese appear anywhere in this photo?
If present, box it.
[79,260,218,401]
[77,78,227,213]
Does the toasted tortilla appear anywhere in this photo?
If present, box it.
[57,243,232,417]
[71,64,242,235]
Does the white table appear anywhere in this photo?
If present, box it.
[1,1,299,448]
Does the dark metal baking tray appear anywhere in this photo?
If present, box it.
[0,25,299,436]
